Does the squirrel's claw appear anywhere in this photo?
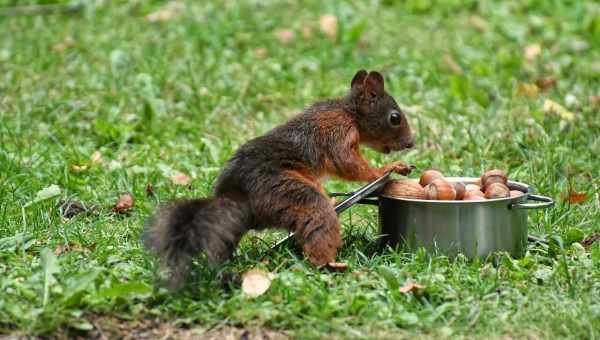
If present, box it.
[387,161,413,176]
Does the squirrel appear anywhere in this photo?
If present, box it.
[143,70,414,286]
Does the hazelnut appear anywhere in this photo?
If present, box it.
[453,181,466,200]
[481,169,508,190]
[484,182,510,199]
[425,178,456,200]
[465,184,481,192]
[510,190,525,197]
[463,190,486,200]
[419,169,444,187]
[384,180,426,199]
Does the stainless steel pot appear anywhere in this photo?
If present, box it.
[273,172,554,259]
[376,177,553,258]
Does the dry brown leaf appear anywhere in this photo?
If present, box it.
[442,53,463,75]
[399,282,424,293]
[517,83,539,98]
[562,190,587,204]
[114,193,134,213]
[524,43,542,62]
[543,99,575,121]
[319,14,338,39]
[535,76,557,91]
[170,171,191,186]
[581,233,600,249]
[274,29,294,44]
[327,262,348,271]
[241,269,274,298]
[54,243,93,256]
[58,199,96,218]
[90,151,103,165]
[468,15,489,32]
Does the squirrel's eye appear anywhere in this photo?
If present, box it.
[388,111,403,127]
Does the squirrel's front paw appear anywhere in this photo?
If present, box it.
[385,161,414,176]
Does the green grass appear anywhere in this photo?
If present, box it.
[1,0,599,338]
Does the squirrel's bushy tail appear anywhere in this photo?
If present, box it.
[142,196,251,287]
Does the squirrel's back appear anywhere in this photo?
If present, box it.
[214,98,353,196]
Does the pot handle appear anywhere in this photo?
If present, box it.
[332,171,390,214]
[511,194,554,210]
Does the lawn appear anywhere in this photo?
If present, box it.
[1,0,599,338]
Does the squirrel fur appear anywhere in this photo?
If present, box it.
[143,70,414,286]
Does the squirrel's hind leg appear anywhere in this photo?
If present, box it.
[254,174,341,266]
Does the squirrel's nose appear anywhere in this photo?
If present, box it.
[405,138,415,149]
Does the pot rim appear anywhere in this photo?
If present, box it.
[380,177,531,204]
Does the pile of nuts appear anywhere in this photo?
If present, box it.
[384,169,525,201]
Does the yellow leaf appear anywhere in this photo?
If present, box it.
[70,164,88,173]
[517,83,539,98]
[543,99,575,121]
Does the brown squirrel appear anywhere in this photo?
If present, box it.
[143,70,414,285]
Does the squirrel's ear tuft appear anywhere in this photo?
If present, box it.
[351,70,368,89]
[364,71,384,97]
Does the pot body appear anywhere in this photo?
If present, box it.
[377,177,540,259]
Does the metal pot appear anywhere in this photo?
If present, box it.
[273,172,554,259]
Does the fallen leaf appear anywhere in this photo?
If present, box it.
[562,190,587,204]
[589,95,600,108]
[543,99,575,121]
[399,282,424,293]
[54,243,93,256]
[170,171,191,186]
[580,233,600,249]
[25,185,62,207]
[90,151,103,165]
[114,193,134,213]
[468,15,489,32]
[327,262,348,271]
[535,76,557,91]
[145,1,184,22]
[442,53,463,75]
[146,183,155,197]
[319,14,338,39]
[517,82,539,98]
[70,164,88,173]
[524,43,542,62]
[274,29,294,44]
[253,47,268,59]
[241,269,274,298]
